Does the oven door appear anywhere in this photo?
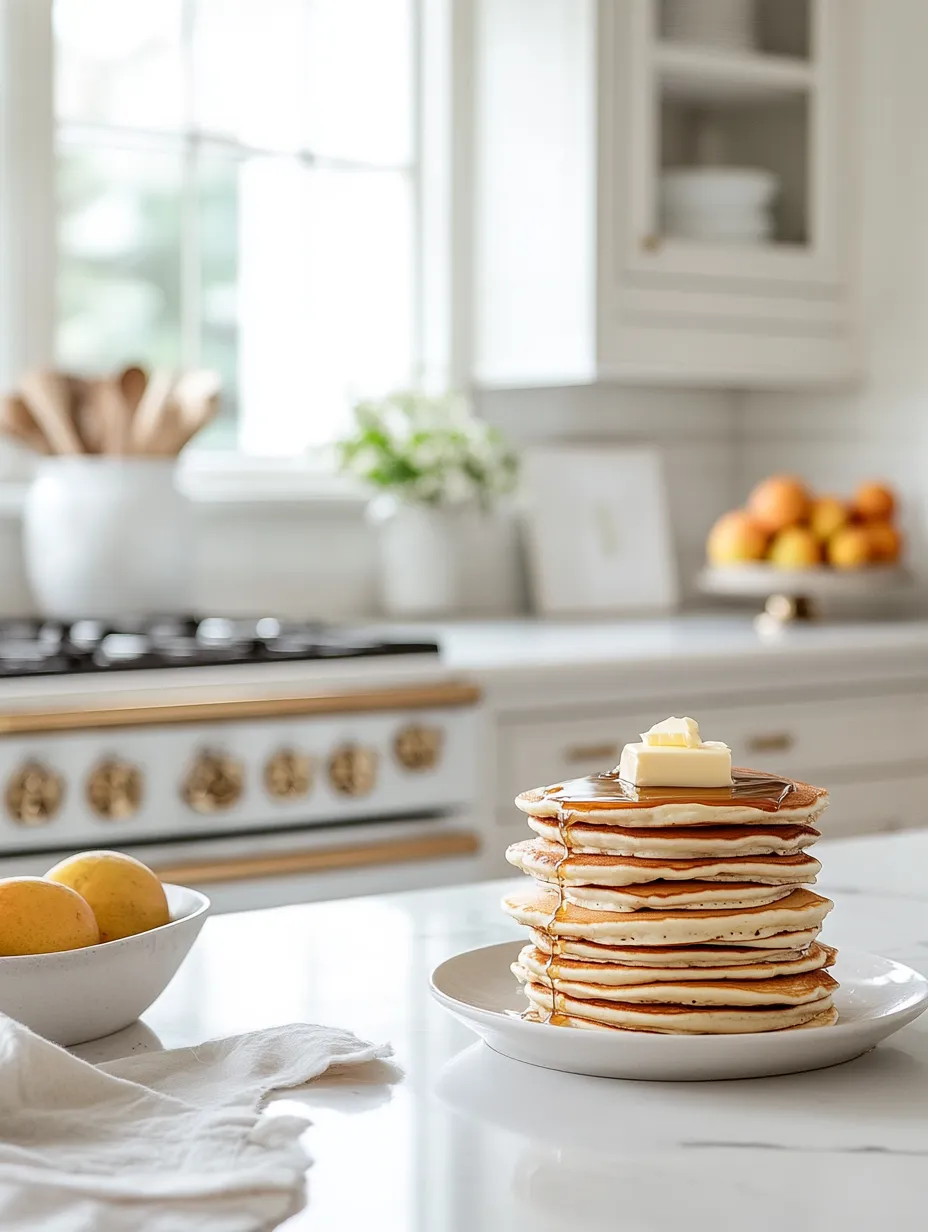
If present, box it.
[2,813,483,914]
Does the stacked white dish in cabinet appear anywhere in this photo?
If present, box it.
[660,168,779,244]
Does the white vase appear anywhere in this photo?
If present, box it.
[370,499,523,617]
[23,458,194,619]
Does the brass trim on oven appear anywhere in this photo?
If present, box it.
[151,829,481,886]
[0,682,481,736]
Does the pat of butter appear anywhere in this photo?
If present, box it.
[619,717,733,788]
[641,716,701,748]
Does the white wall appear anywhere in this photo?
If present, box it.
[478,384,739,601]
[739,0,928,576]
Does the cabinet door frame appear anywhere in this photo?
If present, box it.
[610,0,852,295]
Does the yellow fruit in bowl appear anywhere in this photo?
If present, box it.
[706,510,768,565]
[45,850,169,944]
[767,526,821,570]
[0,877,99,956]
[865,520,903,564]
[853,481,896,523]
[808,496,848,542]
[747,475,811,533]
[827,525,873,569]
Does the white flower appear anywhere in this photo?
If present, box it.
[339,389,518,508]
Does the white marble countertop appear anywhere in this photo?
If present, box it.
[384,613,928,696]
[80,829,928,1231]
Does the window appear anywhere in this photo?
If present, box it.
[54,0,418,455]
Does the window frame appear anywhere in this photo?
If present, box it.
[0,0,467,492]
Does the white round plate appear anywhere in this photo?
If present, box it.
[430,941,928,1081]
[698,563,911,599]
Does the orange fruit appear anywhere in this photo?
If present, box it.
[0,877,99,955]
[706,510,768,565]
[45,850,169,944]
[827,526,873,569]
[866,521,903,564]
[853,482,896,522]
[747,476,811,533]
[808,496,848,542]
[767,526,821,570]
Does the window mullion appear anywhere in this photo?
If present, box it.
[56,120,412,175]
[0,0,56,386]
[179,0,200,369]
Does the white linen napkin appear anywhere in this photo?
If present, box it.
[0,1012,392,1232]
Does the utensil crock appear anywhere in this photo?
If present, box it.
[23,457,193,619]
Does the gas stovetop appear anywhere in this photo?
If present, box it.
[0,617,439,678]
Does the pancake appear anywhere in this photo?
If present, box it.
[516,768,827,827]
[521,981,835,1033]
[527,816,821,857]
[507,838,821,886]
[516,941,837,985]
[562,880,796,912]
[528,927,824,965]
[513,957,837,1006]
[502,885,834,946]
[523,1004,840,1032]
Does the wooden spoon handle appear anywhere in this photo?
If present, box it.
[94,378,133,456]
[0,395,51,453]
[118,364,147,414]
[19,370,84,454]
[130,368,174,454]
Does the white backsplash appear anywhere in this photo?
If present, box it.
[477,383,739,603]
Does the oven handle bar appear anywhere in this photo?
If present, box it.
[152,829,481,886]
[0,682,481,735]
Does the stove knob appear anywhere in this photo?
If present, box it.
[264,749,313,800]
[394,723,444,772]
[87,760,143,822]
[6,762,64,826]
[182,751,244,814]
[328,745,378,797]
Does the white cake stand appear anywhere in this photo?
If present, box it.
[698,564,912,632]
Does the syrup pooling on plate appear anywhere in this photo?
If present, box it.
[543,768,796,813]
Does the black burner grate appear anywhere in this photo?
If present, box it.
[0,617,439,677]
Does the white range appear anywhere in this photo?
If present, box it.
[0,652,484,912]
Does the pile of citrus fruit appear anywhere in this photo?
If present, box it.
[0,850,169,956]
[707,476,902,571]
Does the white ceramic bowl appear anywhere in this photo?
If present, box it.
[0,883,209,1046]
[660,168,778,212]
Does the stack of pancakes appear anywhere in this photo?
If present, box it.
[502,770,838,1033]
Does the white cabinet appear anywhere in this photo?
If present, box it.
[472,0,858,388]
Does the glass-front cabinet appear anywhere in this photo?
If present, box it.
[472,0,856,388]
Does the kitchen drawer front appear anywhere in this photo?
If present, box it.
[703,696,925,780]
[818,777,928,840]
[497,709,655,808]
[497,694,928,809]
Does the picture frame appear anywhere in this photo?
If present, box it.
[520,446,679,616]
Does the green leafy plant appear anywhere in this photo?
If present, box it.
[338,390,518,509]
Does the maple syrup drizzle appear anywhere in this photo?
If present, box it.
[546,813,571,1023]
[522,810,572,1023]
[543,767,795,812]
